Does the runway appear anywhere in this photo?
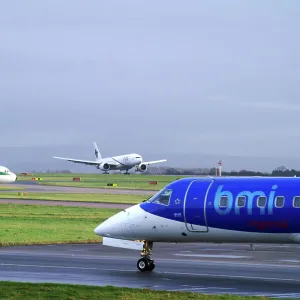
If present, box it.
[1,242,300,298]
[10,182,155,195]
[0,198,129,209]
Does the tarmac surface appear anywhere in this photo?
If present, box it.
[9,182,155,195]
[1,242,300,298]
[0,198,130,209]
[0,182,150,208]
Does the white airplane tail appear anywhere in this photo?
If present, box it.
[93,141,102,161]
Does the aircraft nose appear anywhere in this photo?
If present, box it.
[94,213,124,237]
[94,205,141,239]
[8,173,17,182]
[94,221,109,236]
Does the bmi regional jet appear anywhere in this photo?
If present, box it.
[94,176,300,272]
[53,142,167,174]
[0,165,17,183]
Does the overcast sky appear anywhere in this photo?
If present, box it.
[1,0,300,168]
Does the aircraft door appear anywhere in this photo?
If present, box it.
[184,179,213,232]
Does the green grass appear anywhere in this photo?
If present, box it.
[0,282,273,300]
[16,173,191,190]
[0,192,148,204]
[0,186,24,191]
[37,181,166,190]
[0,204,120,246]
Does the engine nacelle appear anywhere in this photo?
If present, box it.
[98,163,110,171]
[136,163,147,172]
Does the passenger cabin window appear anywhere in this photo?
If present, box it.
[219,196,228,208]
[257,196,267,207]
[237,196,246,207]
[275,196,285,208]
[148,188,172,206]
[293,196,300,208]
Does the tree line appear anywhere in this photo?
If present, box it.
[159,166,300,177]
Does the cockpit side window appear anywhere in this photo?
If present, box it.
[147,188,172,206]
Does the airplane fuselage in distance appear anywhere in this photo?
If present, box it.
[94,176,300,271]
[0,165,17,183]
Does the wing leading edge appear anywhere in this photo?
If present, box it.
[142,159,167,165]
[53,156,120,167]
[53,156,99,165]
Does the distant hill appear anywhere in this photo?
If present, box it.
[1,145,300,174]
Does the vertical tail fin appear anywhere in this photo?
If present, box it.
[93,141,102,161]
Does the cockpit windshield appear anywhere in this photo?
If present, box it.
[146,188,172,206]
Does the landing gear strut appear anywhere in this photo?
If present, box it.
[123,170,130,175]
[137,241,155,272]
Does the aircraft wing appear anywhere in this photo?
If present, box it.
[53,156,100,166]
[53,156,120,167]
[142,159,167,165]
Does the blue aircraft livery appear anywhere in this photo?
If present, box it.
[94,176,300,272]
[140,177,300,234]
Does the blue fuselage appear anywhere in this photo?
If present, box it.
[140,177,300,234]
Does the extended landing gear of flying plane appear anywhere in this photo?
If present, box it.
[137,241,155,272]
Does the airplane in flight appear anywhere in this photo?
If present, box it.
[0,165,17,183]
[53,141,167,174]
[94,176,300,272]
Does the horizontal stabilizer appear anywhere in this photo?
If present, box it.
[102,237,143,251]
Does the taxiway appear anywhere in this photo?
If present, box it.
[1,243,300,298]
[10,182,155,195]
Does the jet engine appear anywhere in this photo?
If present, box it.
[98,163,110,171]
[136,163,147,172]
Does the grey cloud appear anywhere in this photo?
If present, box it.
[0,0,300,171]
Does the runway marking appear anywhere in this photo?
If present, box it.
[168,287,234,291]
[3,263,300,283]
[162,271,300,283]
[174,254,250,259]
[2,253,300,269]
[279,260,300,263]
[1,264,98,271]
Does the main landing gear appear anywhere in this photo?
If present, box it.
[137,240,155,272]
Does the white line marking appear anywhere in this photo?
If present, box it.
[1,264,98,270]
[174,254,250,258]
[162,271,300,283]
[168,287,234,291]
[2,254,300,269]
[3,263,300,283]
[268,293,300,296]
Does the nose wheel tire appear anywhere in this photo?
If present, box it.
[137,258,155,272]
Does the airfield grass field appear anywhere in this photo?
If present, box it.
[0,186,24,191]
[0,192,147,204]
[0,282,272,300]
[0,204,120,246]
[37,180,166,190]
[16,173,193,190]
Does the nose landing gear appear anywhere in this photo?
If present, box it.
[137,241,155,272]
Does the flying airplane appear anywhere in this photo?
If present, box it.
[0,165,17,183]
[94,176,300,272]
[53,141,167,174]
